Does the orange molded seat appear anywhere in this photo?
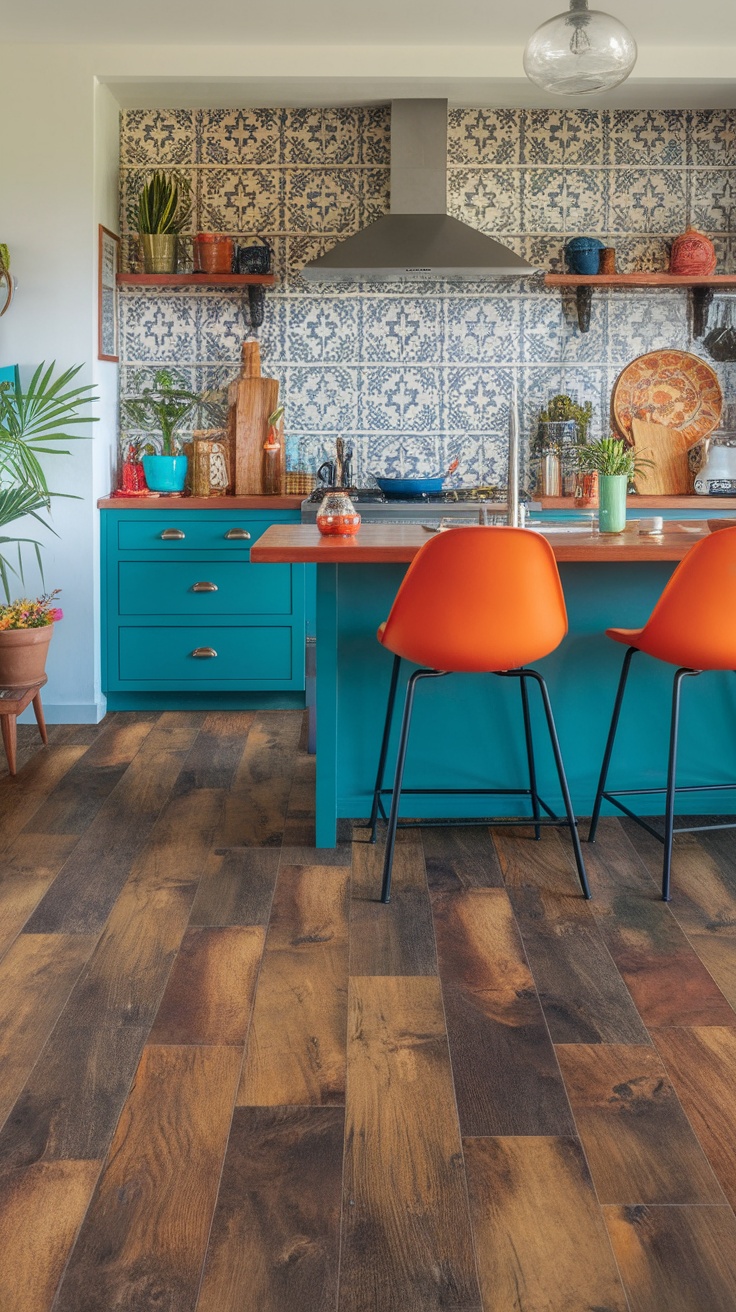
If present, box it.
[378,526,568,672]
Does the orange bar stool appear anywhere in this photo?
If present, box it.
[589,525,736,901]
[368,526,590,903]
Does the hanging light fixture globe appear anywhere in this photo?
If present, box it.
[524,0,637,96]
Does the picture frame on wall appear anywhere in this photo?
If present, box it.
[98,225,120,362]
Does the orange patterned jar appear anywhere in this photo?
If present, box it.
[316,491,361,537]
[669,226,717,276]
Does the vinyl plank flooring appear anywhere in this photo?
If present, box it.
[196,1106,344,1312]
[651,1026,736,1209]
[422,826,504,894]
[0,833,79,960]
[491,825,586,898]
[238,866,349,1105]
[0,745,88,854]
[189,848,281,927]
[556,1043,725,1204]
[149,926,265,1045]
[0,1161,101,1312]
[464,1136,627,1312]
[349,830,437,977]
[604,1204,736,1312]
[172,710,254,793]
[339,976,481,1312]
[432,888,575,1135]
[281,743,317,847]
[221,710,303,847]
[54,1044,241,1312]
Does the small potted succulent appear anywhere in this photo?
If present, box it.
[123,369,217,494]
[130,171,192,274]
[573,437,651,533]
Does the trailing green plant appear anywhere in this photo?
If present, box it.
[536,394,594,449]
[573,436,652,478]
[131,171,192,235]
[0,363,97,600]
[123,369,220,457]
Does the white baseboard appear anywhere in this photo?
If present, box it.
[17,698,107,726]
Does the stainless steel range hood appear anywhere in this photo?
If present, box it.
[301,99,535,284]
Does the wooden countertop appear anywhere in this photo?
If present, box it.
[539,495,736,510]
[98,495,304,510]
[252,522,711,564]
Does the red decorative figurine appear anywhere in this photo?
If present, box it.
[114,443,156,498]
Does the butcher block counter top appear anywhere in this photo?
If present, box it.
[98,494,304,510]
[251,521,711,565]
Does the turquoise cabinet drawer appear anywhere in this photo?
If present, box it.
[118,561,292,616]
[118,626,293,682]
[117,518,268,553]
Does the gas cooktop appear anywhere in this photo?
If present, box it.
[305,485,506,505]
[301,488,541,524]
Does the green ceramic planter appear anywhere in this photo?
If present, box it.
[598,474,628,534]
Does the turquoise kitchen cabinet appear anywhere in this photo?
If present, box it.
[102,508,306,707]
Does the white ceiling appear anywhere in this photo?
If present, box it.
[6,0,736,46]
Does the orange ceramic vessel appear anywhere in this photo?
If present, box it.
[0,624,54,688]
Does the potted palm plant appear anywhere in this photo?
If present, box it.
[0,362,96,685]
[573,437,651,534]
[123,369,215,494]
[131,171,192,274]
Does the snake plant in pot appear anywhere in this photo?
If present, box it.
[131,170,192,274]
[0,362,96,685]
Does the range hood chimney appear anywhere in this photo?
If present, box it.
[302,99,536,283]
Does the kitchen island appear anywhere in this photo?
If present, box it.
[252,521,736,846]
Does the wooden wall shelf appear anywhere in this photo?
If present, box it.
[544,272,736,335]
[116,273,275,287]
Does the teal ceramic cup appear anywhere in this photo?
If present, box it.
[142,455,188,494]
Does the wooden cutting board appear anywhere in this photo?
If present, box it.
[229,341,280,495]
[631,418,691,495]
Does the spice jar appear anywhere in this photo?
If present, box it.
[316,491,361,537]
[193,233,234,274]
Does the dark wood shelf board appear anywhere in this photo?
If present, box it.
[545,273,736,288]
[117,273,276,287]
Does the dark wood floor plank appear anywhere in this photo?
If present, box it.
[23,719,205,935]
[491,825,585,897]
[340,975,481,1312]
[0,1161,101,1312]
[281,741,317,847]
[196,1106,344,1312]
[189,848,281,927]
[149,926,265,1045]
[464,1136,627,1312]
[0,934,96,1131]
[173,710,254,793]
[651,1026,736,1209]
[556,1043,725,1204]
[238,866,349,1105]
[433,887,575,1135]
[422,826,504,894]
[220,710,303,847]
[0,745,88,854]
[584,818,736,1027]
[508,883,651,1044]
[349,830,437,977]
[604,1204,736,1312]
[0,833,79,960]
[54,1044,241,1312]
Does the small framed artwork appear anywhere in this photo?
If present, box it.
[98,225,120,362]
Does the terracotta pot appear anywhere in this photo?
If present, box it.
[669,226,717,276]
[193,233,234,274]
[0,624,54,688]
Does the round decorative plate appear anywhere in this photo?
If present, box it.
[611,350,722,446]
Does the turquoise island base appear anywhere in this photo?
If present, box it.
[252,519,736,848]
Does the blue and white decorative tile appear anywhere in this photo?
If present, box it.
[609,169,686,233]
[286,169,361,234]
[607,293,688,360]
[446,366,511,432]
[362,298,442,363]
[360,169,390,226]
[522,111,567,166]
[282,109,362,165]
[197,294,260,363]
[521,295,565,364]
[611,110,686,167]
[359,106,391,165]
[365,432,443,479]
[194,362,241,399]
[521,169,565,235]
[559,294,608,365]
[564,168,607,234]
[689,169,736,234]
[198,109,281,165]
[286,298,359,362]
[450,169,521,235]
[360,366,441,432]
[557,367,609,439]
[523,110,607,166]
[121,110,196,166]
[612,235,672,273]
[445,297,521,364]
[283,235,341,287]
[519,237,565,274]
[519,368,564,436]
[199,167,283,236]
[120,294,197,364]
[282,366,358,430]
[560,110,609,165]
[448,109,521,166]
[688,110,736,167]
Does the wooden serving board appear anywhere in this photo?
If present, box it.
[229,341,280,496]
[631,418,691,495]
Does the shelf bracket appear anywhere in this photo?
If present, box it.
[575,286,593,333]
[248,284,266,331]
[691,286,714,339]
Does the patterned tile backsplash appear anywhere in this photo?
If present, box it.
[119,106,736,488]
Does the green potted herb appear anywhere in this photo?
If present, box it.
[573,437,651,534]
[123,369,210,494]
[536,394,594,450]
[131,171,192,274]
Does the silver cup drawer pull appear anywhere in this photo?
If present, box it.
[225,527,251,540]
[160,528,185,540]
[191,582,218,592]
[192,647,217,658]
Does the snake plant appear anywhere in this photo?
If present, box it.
[573,436,651,478]
[132,171,192,235]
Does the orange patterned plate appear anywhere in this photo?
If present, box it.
[611,350,722,447]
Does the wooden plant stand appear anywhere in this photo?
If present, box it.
[0,676,48,775]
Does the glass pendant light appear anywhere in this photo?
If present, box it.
[524,0,637,95]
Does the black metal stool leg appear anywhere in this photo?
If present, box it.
[526,669,591,899]
[369,654,401,842]
[381,669,445,904]
[589,645,638,843]
[662,668,699,902]
[520,672,541,840]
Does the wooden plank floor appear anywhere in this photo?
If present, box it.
[3,711,736,1310]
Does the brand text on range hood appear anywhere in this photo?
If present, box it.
[302,99,535,284]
